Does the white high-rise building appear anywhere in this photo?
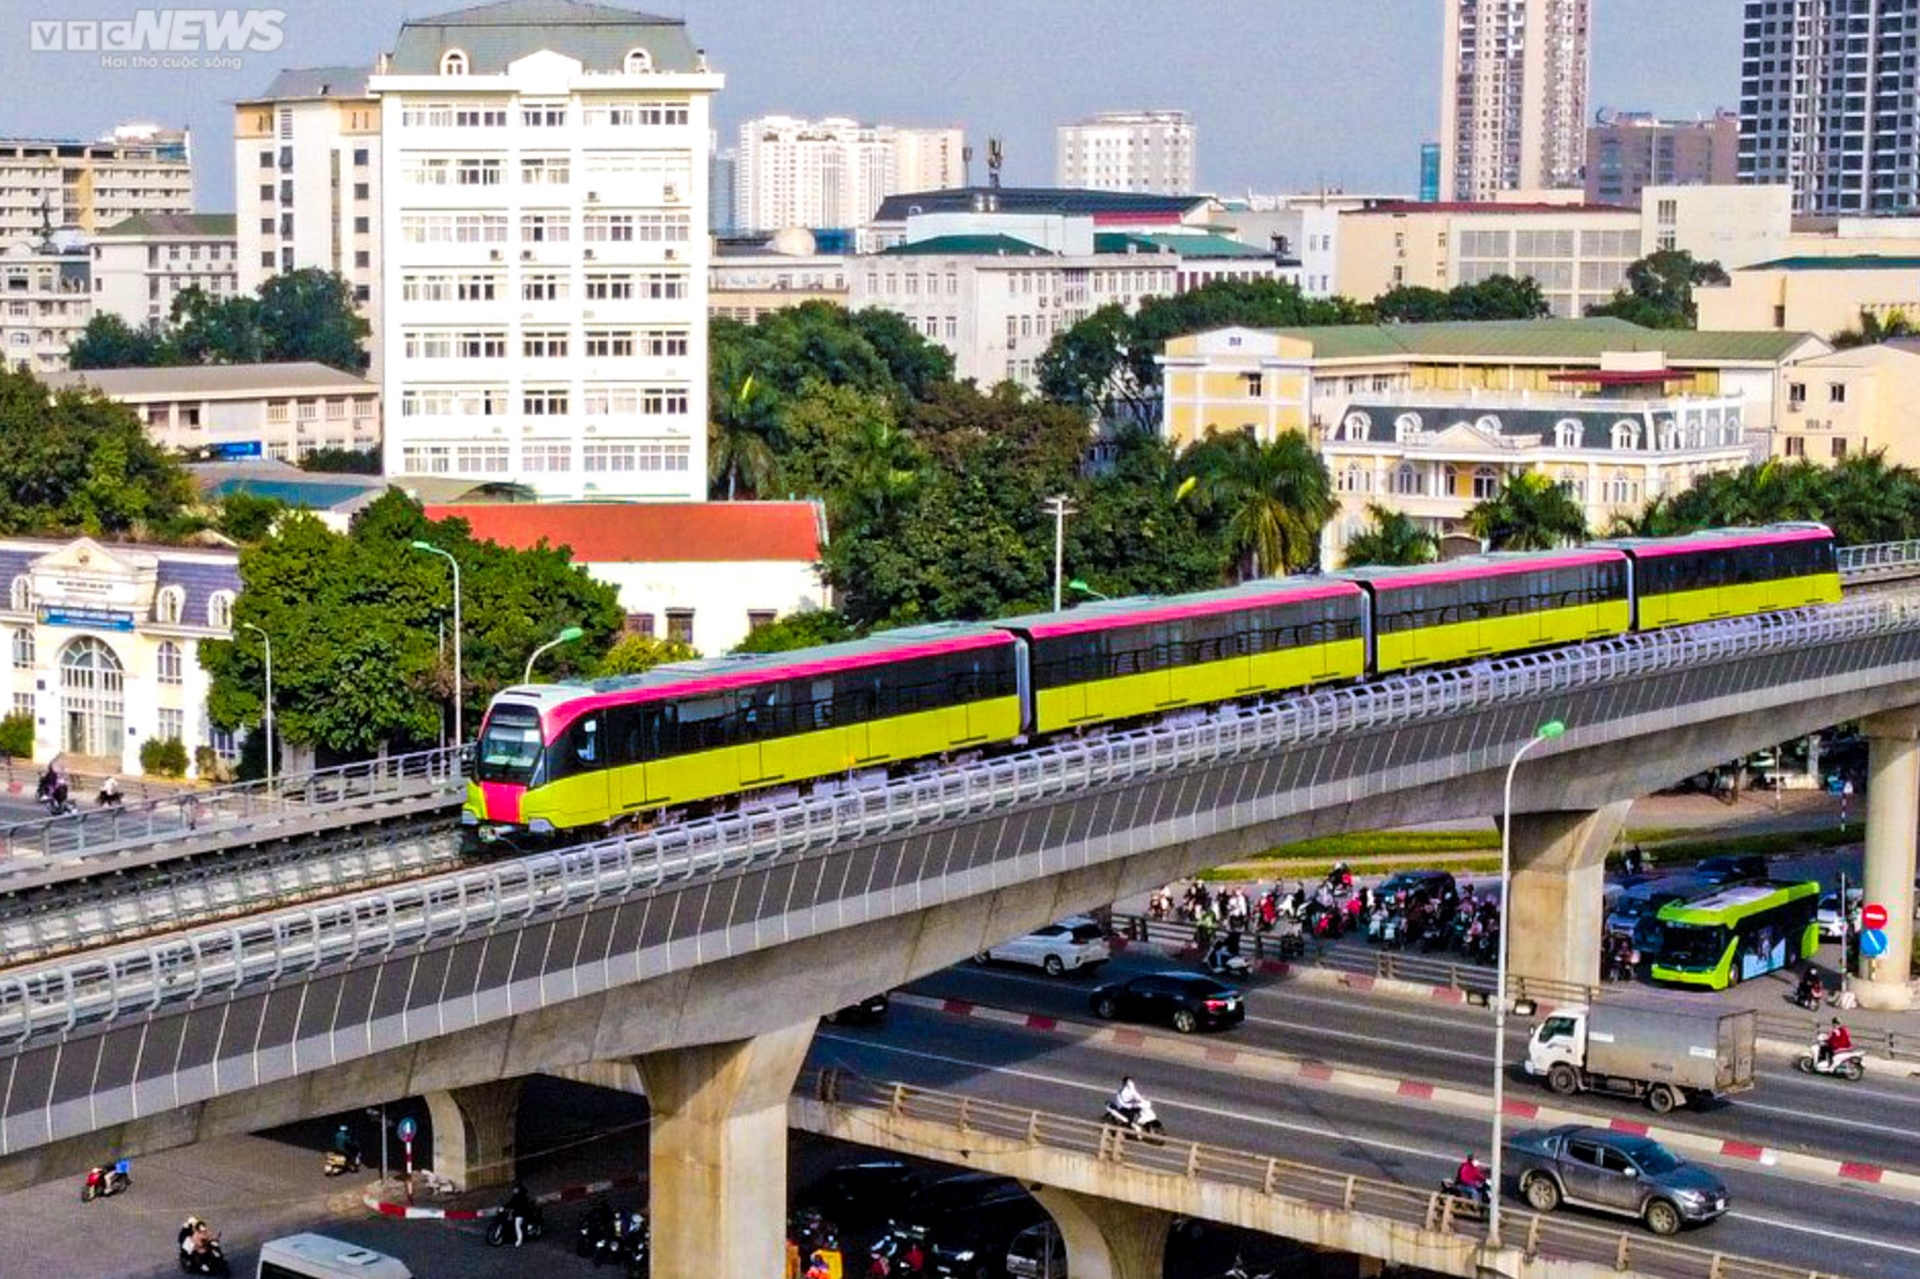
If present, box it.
[1439,0,1591,200]
[1054,110,1196,195]
[370,0,722,501]
[234,68,383,375]
[90,214,239,332]
[734,115,965,232]
[0,124,192,244]
[1738,0,1920,215]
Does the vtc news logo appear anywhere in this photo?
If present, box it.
[29,9,287,54]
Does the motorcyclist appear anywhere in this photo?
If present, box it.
[504,1180,534,1246]
[99,775,122,806]
[1795,967,1826,1009]
[1110,1075,1148,1124]
[1820,1017,1853,1068]
[1455,1152,1490,1205]
[332,1123,360,1170]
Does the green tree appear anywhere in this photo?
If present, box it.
[1180,429,1334,578]
[1466,472,1589,550]
[139,736,189,777]
[708,365,778,500]
[1374,275,1551,323]
[1341,504,1439,567]
[1068,425,1227,597]
[0,367,196,536]
[1586,251,1729,329]
[215,490,285,543]
[67,313,170,369]
[255,268,371,371]
[772,382,919,528]
[846,307,955,399]
[202,493,624,761]
[1830,309,1916,350]
[298,446,381,474]
[731,609,855,654]
[170,286,265,365]
[594,633,699,676]
[0,712,31,759]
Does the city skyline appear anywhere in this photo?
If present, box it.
[3,0,1743,215]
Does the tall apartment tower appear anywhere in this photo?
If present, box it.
[1054,110,1196,194]
[0,124,192,243]
[234,69,383,375]
[1738,0,1920,215]
[734,116,965,232]
[1439,0,1591,200]
[1585,110,1740,206]
[369,0,722,501]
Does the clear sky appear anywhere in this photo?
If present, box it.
[4,0,1744,213]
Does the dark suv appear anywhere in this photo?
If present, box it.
[1376,869,1459,906]
[1693,854,1769,886]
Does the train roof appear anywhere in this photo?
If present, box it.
[489,621,1013,720]
[1590,523,1832,557]
[995,575,1364,639]
[1331,547,1623,590]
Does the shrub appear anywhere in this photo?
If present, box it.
[194,744,232,783]
[140,736,190,777]
[0,712,32,760]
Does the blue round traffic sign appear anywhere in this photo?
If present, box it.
[396,1117,418,1143]
[1860,928,1889,958]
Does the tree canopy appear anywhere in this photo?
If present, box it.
[0,366,196,537]
[1466,472,1590,551]
[1341,504,1439,568]
[1180,428,1334,578]
[68,268,370,372]
[1372,274,1551,323]
[200,492,624,762]
[1614,454,1920,546]
[1585,251,1729,330]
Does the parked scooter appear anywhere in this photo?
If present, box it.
[80,1158,131,1202]
[1795,1038,1866,1082]
[1102,1098,1165,1142]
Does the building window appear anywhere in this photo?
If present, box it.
[158,707,185,743]
[1832,437,1848,459]
[207,590,235,630]
[1555,419,1582,448]
[1788,382,1806,407]
[1829,383,1846,404]
[440,49,468,75]
[11,690,29,718]
[1471,466,1501,500]
[1244,373,1263,398]
[59,636,124,758]
[1610,420,1640,450]
[207,724,238,763]
[353,148,369,166]
[747,610,777,634]
[157,639,184,685]
[7,575,28,613]
[665,609,694,645]
[10,627,32,669]
[626,612,654,637]
[153,584,185,624]
[623,48,653,73]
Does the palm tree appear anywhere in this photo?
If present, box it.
[1467,472,1589,551]
[1342,504,1438,567]
[1819,452,1920,545]
[707,367,777,500]
[1182,429,1334,578]
[1606,494,1696,538]
[830,410,921,530]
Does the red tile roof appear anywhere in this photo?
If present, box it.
[425,502,824,563]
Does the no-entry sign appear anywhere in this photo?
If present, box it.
[1862,903,1889,931]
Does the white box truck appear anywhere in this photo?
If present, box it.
[1523,1003,1757,1114]
[257,1234,412,1279]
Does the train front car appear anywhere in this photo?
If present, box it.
[1336,549,1632,674]
[466,623,1023,845]
[995,578,1368,736]
[1594,523,1840,631]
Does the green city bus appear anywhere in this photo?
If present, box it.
[1648,880,1821,990]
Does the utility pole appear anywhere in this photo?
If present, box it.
[1043,494,1076,612]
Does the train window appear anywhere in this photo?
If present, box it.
[475,705,544,783]
[562,714,602,773]
[810,678,835,729]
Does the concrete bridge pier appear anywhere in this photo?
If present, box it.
[1502,801,1632,989]
[1858,710,1919,1010]
[1030,1185,1173,1279]
[422,1077,525,1191]
[635,1020,814,1279]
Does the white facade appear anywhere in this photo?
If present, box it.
[89,214,239,332]
[735,115,965,232]
[370,2,722,501]
[1639,184,1793,271]
[1439,0,1591,200]
[0,241,91,375]
[1,537,239,778]
[0,125,192,243]
[234,68,384,378]
[43,363,380,462]
[1054,110,1196,195]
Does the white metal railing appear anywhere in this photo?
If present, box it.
[0,746,465,868]
[5,586,1920,1047]
[1838,540,1920,581]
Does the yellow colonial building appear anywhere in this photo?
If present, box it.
[1158,318,1828,564]
[1696,255,1920,338]
[1772,341,1920,468]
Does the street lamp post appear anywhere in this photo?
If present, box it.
[524,625,585,685]
[1489,718,1566,1249]
[1067,578,1110,602]
[240,622,274,792]
[1042,494,1076,612]
[410,541,463,745]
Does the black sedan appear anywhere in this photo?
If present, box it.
[1089,972,1244,1033]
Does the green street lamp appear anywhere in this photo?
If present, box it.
[1067,579,1110,602]
[524,625,586,684]
[1489,718,1566,1249]
[410,541,463,745]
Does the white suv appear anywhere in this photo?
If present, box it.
[975,917,1111,977]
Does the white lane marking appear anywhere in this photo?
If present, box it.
[1241,1013,1488,1063]
[1727,1210,1920,1259]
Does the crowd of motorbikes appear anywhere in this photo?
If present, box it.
[32,763,123,818]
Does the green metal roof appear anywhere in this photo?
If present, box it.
[97,212,235,238]
[1256,317,1815,365]
[882,234,1052,257]
[1091,231,1272,259]
[389,0,699,75]
[1745,255,1920,272]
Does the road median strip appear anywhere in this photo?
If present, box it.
[894,991,1920,1199]
[361,1172,644,1221]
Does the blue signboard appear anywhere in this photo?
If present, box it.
[213,441,264,459]
[39,606,136,632]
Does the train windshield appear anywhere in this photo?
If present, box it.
[475,704,544,784]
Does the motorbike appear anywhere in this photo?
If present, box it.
[179,1240,230,1277]
[484,1200,547,1247]
[1792,976,1827,1011]
[1222,1257,1279,1279]
[97,784,125,808]
[1795,1040,1866,1082]
[1439,1171,1490,1218]
[1203,942,1251,977]
[81,1158,131,1202]
[1270,919,1306,960]
[322,1148,362,1177]
[1102,1099,1165,1142]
